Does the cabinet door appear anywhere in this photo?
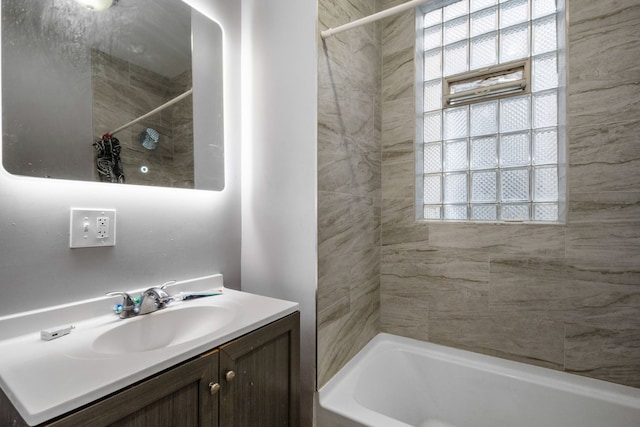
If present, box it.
[46,350,220,427]
[219,312,300,427]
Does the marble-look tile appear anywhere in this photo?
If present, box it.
[382,10,415,59]
[171,98,193,124]
[350,195,381,249]
[317,282,350,329]
[317,296,378,387]
[428,223,566,257]
[319,245,379,326]
[319,40,351,101]
[568,119,640,193]
[318,191,354,258]
[382,47,414,102]
[566,222,640,266]
[348,25,381,103]
[568,1,640,128]
[381,197,429,245]
[565,324,640,388]
[128,86,169,120]
[382,97,415,164]
[380,293,429,341]
[489,257,640,329]
[349,142,381,198]
[344,97,378,145]
[381,244,489,313]
[569,192,640,223]
[317,0,382,390]
[428,312,565,369]
[170,70,192,95]
[381,159,415,199]
[350,245,380,298]
[129,62,171,99]
[92,76,137,129]
[318,148,352,193]
[318,93,349,151]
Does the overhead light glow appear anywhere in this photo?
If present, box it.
[74,0,114,12]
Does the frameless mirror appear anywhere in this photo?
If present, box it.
[1,0,224,190]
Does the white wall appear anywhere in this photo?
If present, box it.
[240,0,318,425]
[0,0,242,316]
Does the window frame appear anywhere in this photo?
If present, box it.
[415,0,567,224]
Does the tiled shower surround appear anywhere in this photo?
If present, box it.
[91,50,194,188]
[318,0,640,389]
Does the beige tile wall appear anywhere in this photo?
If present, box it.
[317,0,382,387]
[380,0,640,388]
[318,0,639,390]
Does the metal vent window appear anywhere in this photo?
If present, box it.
[418,0,565,223]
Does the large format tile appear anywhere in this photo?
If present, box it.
[317,296,378,387]
[565,324,640,388]
[382,97,415,164]
[350,195,381,249]
[382,10,415,59]
[348,25,381,103]
[489,256,640,329]
[348,137,381,198]
[380,293,429,341]
[566,222,640,266]
[318,148,352,193]
[428,311,565,369]
[381,197,429,245]
[317,251,351,328]
[568,0,640,128]
[569,192,640,223]
[381,244,489,313]
[428,223,566,257]
[381,159,415,199]
[382,47,415,102]
[318,191,354,258]
[568,119,640,193]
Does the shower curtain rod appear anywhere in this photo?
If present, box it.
[107,88,193,136]
[321,0,431,39]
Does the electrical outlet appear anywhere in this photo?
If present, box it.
[70,209,116,248]
[96,216,110,239]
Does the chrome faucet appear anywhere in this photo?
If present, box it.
[138,286,171,314]
[105,291,137,319]
[107,280,176,318]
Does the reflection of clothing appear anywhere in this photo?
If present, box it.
[94,135,125,183]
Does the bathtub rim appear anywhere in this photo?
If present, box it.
[318,333,640,426]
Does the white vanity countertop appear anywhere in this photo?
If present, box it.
[0,274,299,426]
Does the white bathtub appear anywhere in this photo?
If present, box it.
[317,333,640,427]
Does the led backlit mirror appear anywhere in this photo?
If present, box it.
[1,0,224,190]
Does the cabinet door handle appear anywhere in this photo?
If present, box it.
[225,371,236,382]
[209,382,221,395]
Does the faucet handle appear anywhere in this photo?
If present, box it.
[106,291,137,318]
[106,291,134,306]
[160,280,177,290]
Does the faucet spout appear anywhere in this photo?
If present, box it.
[138,286,171,315]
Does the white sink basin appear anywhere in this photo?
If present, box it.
[0,275,299,426]
[92,304,235,355]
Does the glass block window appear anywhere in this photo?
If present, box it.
[418,0,565,222]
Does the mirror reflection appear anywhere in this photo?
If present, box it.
[1,0,224,190]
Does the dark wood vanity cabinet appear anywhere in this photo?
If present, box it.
[219,311,300,427]
[1,312,300,427]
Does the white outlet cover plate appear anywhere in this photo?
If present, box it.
[70,208,116,248]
